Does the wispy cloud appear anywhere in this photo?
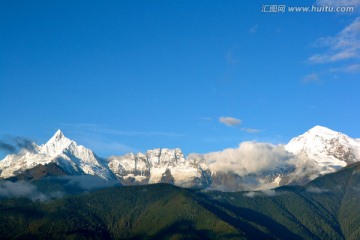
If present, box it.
[244,189,277,198]
[61,123,185,138]
[330,63,360,73]
[0,137,36,154]
[302,73,320,83]
[308,17,360,64]
[0,141,15,153]
[241,128,262,133]
[219,117,242,126]
[316,0,360,7]
[225,49,239,65]
[306,186,330,194]
[57,123,186,156]
[199,117,213,121]
[249,24,259,34]
[80,138,136,155]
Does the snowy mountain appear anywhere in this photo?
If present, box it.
[190,125,360,190]
[285,125,360,175]
[108,148,211,187]
[0,130,114,180]
[1,126,360,191]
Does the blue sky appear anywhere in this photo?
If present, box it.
[1,0,359,157]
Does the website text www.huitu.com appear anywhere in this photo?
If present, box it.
[261,5,355,13]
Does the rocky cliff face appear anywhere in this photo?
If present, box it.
[108,148,210,188]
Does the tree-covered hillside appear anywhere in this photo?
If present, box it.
[1,163,360,239]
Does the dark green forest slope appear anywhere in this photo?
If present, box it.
[1,163,360,240]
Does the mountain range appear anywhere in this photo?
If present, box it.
[1,125,360,191]
[1,125,360,239]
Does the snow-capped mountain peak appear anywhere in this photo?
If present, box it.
[1,126,360,191]
[306,125,338,136]
[54,129,64,137]
[0,130,114,180]
[41,129,73,156]
[285,125,360,175]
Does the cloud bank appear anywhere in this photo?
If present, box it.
[0,175,120,201]
[203,142,293,176]
[0,181,49,201]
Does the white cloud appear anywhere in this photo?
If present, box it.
[316,0,360,7]
[244,191,257,197]
[241,128,262,133]
[261,189,277,196]
[308,17,360,64]
[331,63,360,73]
[203,142,293,176]
[243,189,277,197]
[302,73,320,83]
[0,181,48,201]
[219,117,242,126]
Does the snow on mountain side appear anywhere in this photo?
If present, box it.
[108,148,210,187]
[285,125,360,175]
[0,130,114,180]
[1,126,359,191]
[185,126,360,190]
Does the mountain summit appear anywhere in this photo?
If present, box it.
[285,125,360,175]
[41,129,74,157]
[47,129,66,144]
[0,130,114,180]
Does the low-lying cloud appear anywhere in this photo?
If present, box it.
[244,189,277,198]
[203,142,293,176]
[0,181,55,201]
[306,186,330,194]
[0,175,120,201]
[60,175,120,191]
